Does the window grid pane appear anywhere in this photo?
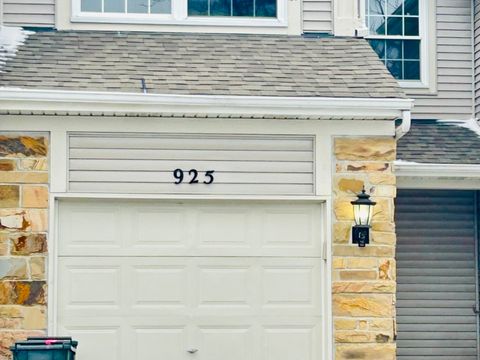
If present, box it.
[81,0,171,13]
[366,0,421,81]
[188,0,276,17]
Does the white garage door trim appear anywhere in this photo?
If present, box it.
[47,194,333,360]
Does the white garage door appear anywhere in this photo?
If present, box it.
[57,199,324,360]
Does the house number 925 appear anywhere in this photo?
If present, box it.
[173,169,215,185]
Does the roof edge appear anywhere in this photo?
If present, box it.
[395,161,480,178]
[0,88,414,118]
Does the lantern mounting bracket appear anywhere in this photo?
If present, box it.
[352,225,370,247]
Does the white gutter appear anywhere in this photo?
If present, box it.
[0,88,414,118]
[395,162,480,178]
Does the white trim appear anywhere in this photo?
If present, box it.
[71,0,287,27]
[0,88,414,117]
[395,162,480,178]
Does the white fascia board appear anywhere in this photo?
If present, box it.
[395,162,480,178]
[0,88,414,118]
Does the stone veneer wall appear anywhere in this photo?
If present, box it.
[333,137,397,360]
[0,134,49,359]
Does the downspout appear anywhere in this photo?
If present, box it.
[395,110,412,139]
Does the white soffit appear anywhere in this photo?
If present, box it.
[0,88,414,118]
[395,161,480,179]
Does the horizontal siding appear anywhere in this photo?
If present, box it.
[302,0,332,33]
[475,0,480,118]
[3,0,55,27]
[68,133,315,196]
[396,190,478,359]
[410,0,473,120]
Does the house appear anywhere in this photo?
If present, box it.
[0,0,478,359]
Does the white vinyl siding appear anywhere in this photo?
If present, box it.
[409,0,473,119]
[2,0,55,27]
[302,0,332,33]
[68,133,315,196]
[475,0,480,118]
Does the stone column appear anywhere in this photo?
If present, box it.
[333,137,397,360]
[0,134,49,359]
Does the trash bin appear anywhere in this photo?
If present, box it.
[11,337,78,360]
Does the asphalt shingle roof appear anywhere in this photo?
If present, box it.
[397,120,480,164]
[0,30,405,98]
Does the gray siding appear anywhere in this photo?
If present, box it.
[475,0,480,118]
[68,133,315,195]
[303,0,332,33]
[396,189,478,359]
[2,0,55,28]
[410,0,473,120]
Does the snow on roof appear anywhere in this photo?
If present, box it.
[436,118,480,138]
[0,26,34,72]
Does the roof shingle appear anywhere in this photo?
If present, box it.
[0,30,405,98]
[397,120,480,164]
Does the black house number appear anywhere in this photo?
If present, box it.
[173,169,215,185]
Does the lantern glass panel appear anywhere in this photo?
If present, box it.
[353,204,374,226]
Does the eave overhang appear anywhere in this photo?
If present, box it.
[0,88,414,119]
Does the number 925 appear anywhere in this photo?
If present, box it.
[173,169,215,185]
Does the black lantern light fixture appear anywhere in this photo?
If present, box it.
[351,188,376,247]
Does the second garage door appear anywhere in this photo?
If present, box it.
[56,199,325,360]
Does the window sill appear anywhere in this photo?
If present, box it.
[398,80,437,95]
[71,14,288,27]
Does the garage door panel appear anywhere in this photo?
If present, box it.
[58,200,322,257]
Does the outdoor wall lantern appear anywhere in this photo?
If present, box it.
[351,188,376,247]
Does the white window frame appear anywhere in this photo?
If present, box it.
[71,0,288,27]
[364,0,434,90]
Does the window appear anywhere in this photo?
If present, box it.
[74,0,285,26]
[188,0,276,17]
[366,0,427,85]
[81,0,171,14]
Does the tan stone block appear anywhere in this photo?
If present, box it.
[372,199,393,222]
[22,186,48,208]
[0,172,48,184]
[24,210,48,232]
[30,257,46,281]
[335,330,374,343]
[0,281,46,305]
[369,173,396,185]
[0,159,16,171]
[333,245,394,258]
[333,281,396,294]
[334,319,357,330]
[335,138,396,161]
[372,222,395,233]
[358,320,368,330]
[0,258,28,280]
[333,294,394,317]
[334,199,354,221]
[0,186,19,208]
[346,258,377,269]
[333,258,346,269]
[372,232,396,245]
[0,236,8,256]
[333,222,351,244]
[345,162,391,173]
[0,317,22,329]
[21,306,47,330]
[336,344,396,360]
[10,233,47,255]
[336,177,365,194]
[379,260,393,280]
[0,306,23,319]
[371,185,396,198]
[18,159,48,171]
[369,319,394,331]
[0,210,27,230]
[339,270,377,281]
